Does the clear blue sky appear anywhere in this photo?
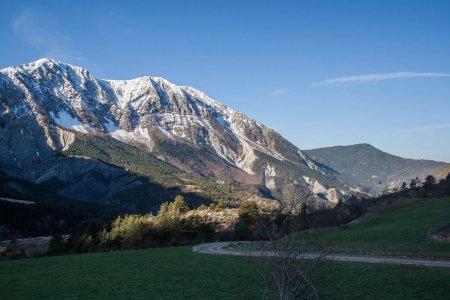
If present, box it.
[1,0,449,162]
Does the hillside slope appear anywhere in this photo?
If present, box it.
[294,197,450,257]
[305,144,446,195]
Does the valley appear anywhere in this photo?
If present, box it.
[1,2,449,299]
[1,196,449,299]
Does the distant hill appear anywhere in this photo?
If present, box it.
[304,144,447,195]
[433,164,450,181]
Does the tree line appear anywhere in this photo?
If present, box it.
[386,173,450,198]
[47,195,366,255]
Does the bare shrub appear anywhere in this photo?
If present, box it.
[254,187,328,300]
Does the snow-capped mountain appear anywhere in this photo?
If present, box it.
[0,59,350,208]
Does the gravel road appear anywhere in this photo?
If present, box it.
[193,242,450,268]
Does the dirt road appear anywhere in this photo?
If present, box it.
[193,242,450,268]
[0,197,35,205]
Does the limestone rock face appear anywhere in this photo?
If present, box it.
[326,188,344,204]
[0,59,352,205]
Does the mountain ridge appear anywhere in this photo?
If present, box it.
[2,59,446,210]
[305,143,447,194]
[0,58,353,210]
[305,143,447,163]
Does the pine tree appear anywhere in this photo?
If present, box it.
[216,200,227,210]
[197,204,208,211]
[171,195,188,213]
[409,177,419,190]
[400,182,408,192]
[423,175,437,190]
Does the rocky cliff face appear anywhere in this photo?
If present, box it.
[0,59,350,208]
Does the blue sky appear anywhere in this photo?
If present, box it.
[1,0,449,162]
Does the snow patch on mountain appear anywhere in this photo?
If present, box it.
[104,118,120,132]
[50,110,93,133]
[110,126,154,149]
[0,58,349,204]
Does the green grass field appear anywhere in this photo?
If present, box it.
[0,246,449,299]
[1,197,449,299]
[293,197,450,258]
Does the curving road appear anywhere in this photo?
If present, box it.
[0,197,34,205]
[193,242,450,268]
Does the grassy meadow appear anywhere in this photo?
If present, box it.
[292,197,450,258]
[1,197,449,299]
[1,246,450,299]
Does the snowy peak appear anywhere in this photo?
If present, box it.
[1,58,93,83]
[0,59,347,204]
[0,59,317,167]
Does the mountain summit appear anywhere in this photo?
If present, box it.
[305,144,447,194]
[0,59,351,209]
